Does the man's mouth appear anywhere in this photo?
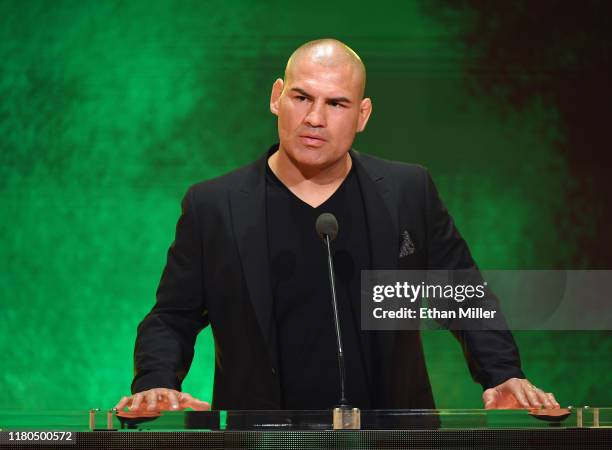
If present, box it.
[299,135,326,146]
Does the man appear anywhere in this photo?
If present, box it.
[116,39,559,412]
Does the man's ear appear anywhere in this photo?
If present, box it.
[270,78,284,116]
[356,97,372,132]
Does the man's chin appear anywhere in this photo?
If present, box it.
[286,146,328,167]
[280,142,349,174]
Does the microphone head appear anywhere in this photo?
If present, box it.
[315,213,339,241]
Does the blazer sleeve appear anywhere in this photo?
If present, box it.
[131,186,209,393]
[423,169,526,389]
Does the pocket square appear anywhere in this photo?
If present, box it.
[399,230,416,258]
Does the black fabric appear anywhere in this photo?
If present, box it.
[132,145,525,410]
[266,164,371,409]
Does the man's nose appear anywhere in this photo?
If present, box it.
[304,102,326,128]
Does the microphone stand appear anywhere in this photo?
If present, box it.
[323,233,348,407]
[322,233,360,430]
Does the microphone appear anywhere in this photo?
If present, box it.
[315,213,339,241]
[315,213,348,408]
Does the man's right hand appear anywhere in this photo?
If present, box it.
[114,388,210,412]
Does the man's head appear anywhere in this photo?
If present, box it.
[270,39,372,173]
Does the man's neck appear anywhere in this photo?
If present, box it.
[268,147,353,208]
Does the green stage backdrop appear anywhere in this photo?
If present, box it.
[1,0,610,410]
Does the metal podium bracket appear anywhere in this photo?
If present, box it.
[333,407,361,430]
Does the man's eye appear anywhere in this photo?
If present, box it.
[330,102,344,108]
[296,96,307,102]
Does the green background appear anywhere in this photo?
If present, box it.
[1,0,610,410]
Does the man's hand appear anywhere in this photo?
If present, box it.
[114,388,210,412]
[482,378,560,409]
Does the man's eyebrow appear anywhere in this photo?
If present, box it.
[290,87,352,104]
[328,96,352,104]
[290,87,312,98]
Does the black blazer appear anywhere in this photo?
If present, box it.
[132,147,524,410]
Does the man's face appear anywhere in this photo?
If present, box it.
[270,57,371,171]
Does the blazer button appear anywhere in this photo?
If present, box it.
[271,368,276,376]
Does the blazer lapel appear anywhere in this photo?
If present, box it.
[229,152,278,369]
[352,151,399,388]
[351,151,399,270]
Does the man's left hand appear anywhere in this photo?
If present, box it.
[482,378,560,409]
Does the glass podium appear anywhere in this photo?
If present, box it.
[1,408,610,449]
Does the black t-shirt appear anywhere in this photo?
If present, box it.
[266,162,372,409]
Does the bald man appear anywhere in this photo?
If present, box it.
[117,39,559,413]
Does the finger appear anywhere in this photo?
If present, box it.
[166,390,180,410]
[130,393,143,411]
[177,392,210,410]
[509,385,530,408]
[187,399,211,411]
[482,389,498,409]
[546,392,560,409]
[178,392,194,406]
[523,386,542,408]
[535,389,554,409]
[145,390,158,411]
[178,392,203,404]
[115,396,129,410]
[178,392,199,409]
